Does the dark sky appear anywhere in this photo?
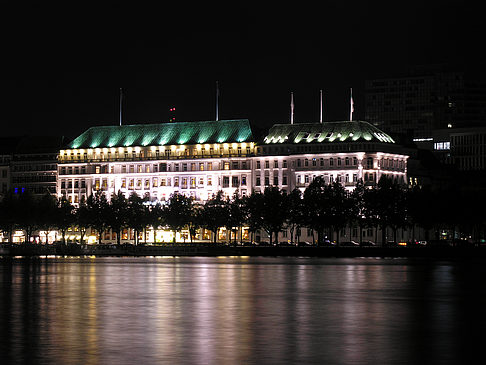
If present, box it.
[1,1,483,141]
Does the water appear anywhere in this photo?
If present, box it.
[1,256,485,365]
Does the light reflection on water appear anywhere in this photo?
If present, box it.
[1,256,486,364]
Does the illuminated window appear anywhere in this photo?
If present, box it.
[129,179,134,189]
[434,142,450,150]
[224,162,230,170]
[207,162,212,171]
[190,177,196,188]
[95,166,101,174]
[174,178,179,187]
[121,179,126,188]
[207,177,212,186]
[199,163,204,171]
[146,165,150,173]
[191,163,196,171]
[160,178,166,186]
[145,179,150,189]
[153,178,158,187]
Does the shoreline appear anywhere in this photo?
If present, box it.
[2,243,486,259]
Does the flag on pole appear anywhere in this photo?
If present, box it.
[349,87,354,121]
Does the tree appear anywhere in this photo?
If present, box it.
[86,190,109,244]
[226,191,246,245]
[374,176,408,245]
[201,191,228,243]
[75,196,91,244]
[37,192,58,243]
[286,188,304,244]
[349,179,367,244]
[245,191,264,244]
[56,196,75,244]
[127,192,148,245]
[164,193,194,243]
[15,191,38,244]
[148,202,165,243]
[187,203,202,243]
[303,177,328,245]
[324,181,349,245]
[107,190,129,245]
[0,191,18,243]
[260,186,288,245]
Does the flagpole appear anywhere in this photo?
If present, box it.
[290,92,294,124]
[119,88,123,126]
[216,81,220,121]
[320,89,323,123]
[349,87,354,121]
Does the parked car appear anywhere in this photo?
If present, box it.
[298,241,313,247]
[360,240,376,247]
[340,241,359,247]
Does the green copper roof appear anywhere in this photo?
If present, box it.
[68,119,254,149]
[264,121,395,144]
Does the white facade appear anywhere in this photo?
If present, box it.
[55,119,411,244]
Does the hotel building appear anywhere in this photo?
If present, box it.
[57,118,409,243]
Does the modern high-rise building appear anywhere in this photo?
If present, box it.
[365,68,486,140]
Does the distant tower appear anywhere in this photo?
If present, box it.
[290,92,294,124]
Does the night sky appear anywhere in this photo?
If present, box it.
[1,1,483,141]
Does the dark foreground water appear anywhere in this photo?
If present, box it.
[1,257,486,365]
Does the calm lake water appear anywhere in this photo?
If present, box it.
[1,256,486,365]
